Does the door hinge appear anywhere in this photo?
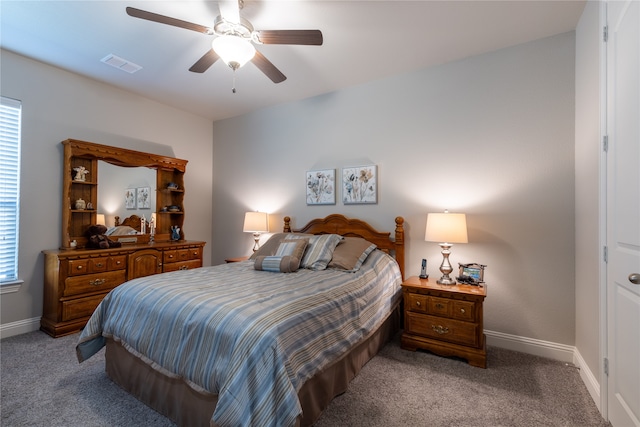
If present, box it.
[603,135,608,152]
[604,357,609,376]
[603,25,608,42]
[603,246,608,263]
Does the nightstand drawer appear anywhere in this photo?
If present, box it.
[405,312,480,347]
[407,293,429,313]
[428,296,452,317]
[452,300,476,322]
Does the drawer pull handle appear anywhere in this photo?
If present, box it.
[179,265,189,270]
[89,278,106,286]
[95,263,103,268]
[431,325,449,335]
[415,301,421,307]
[435,303,444,309]
[460,308,466,314]
[115,261,121,265]
[76,266,83,270]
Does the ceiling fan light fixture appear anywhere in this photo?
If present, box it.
[212,35,256,69]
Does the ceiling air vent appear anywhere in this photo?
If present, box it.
[100,54,142,74]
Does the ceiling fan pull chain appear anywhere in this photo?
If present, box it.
[232,71,237,94]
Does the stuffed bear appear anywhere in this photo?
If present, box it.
[84,224,121,249]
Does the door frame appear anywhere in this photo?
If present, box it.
[598,0,608,420]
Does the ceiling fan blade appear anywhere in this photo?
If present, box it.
[126,7,213,34]
[251,51,286,83]
[254,30,323,46]
[189,49,220,73]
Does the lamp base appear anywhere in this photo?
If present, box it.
[436,275,456,285]
[437,242,456,285]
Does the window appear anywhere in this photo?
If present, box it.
[0,96,22,289]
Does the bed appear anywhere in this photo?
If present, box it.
[77,214,405,426]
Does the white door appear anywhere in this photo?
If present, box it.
[606,1,640,426]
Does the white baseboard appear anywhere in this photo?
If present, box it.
[573,348,602,412]
[486,329,601,412]
[485,329,575,362]
[0,317,41,339]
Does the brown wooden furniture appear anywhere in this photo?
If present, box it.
[42,138,205,337]
[114,214,148,232]
[224,256,249,263]
[42,241,205,338]
[401,276,487,368]
[61,139,188,249]
[102,214,405,426]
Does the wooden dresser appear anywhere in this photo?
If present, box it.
[41,240,205,337]
[401,276,487,368]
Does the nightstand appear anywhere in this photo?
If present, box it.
[225,256,249,263]
[401,276,487,368]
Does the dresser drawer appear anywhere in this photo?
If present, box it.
[61,293,106,321]
[405,312,479,347]
[63,270,126,297]
[108,255,127,270]
[163,259,202,272]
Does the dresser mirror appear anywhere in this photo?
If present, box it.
[61,139,188,249]
[97,162,156,227]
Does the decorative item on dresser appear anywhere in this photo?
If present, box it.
[42,139,206,338]
[401,276,487,368]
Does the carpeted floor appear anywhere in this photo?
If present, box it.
[1,330,608,426]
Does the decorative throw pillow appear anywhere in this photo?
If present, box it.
[328,237,377,272]
[288,233,343,270]
[275,239,309,260]
[249,233,311,259]
[254,255,301,273]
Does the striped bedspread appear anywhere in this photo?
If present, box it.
[76,249,402,427]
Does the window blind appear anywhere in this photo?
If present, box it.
[0,96,22,283]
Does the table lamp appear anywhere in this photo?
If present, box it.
[243,211,269,252]
[425,211,468,285]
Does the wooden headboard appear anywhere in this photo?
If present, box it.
[114,215,149,233]
[283,214,405,279]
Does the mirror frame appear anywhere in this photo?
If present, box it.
[61,139,188,249]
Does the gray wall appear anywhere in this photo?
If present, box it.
[212,33,577,346]
[0,50,214,328]
[574,0,603,387]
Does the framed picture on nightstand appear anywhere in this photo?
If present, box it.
[457,263,486,285]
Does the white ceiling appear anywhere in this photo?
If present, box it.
[1,1,586,122]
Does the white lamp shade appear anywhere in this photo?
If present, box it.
[243,211,268,233]
[425,212,468,244]
[96,214,106,226]
[212,35,256,68]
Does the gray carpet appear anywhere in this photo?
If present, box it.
[1,330,608,427]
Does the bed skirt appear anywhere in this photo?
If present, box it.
[104,301,401,427]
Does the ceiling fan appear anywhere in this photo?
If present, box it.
[125,1,323,86]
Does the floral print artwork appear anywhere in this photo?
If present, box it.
[306,169,335,205]
[342,165,377,204]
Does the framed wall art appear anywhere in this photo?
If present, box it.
[125,188,136,209]
[306,169,336,205]
[342,165,377,204]
[137,187,151,209]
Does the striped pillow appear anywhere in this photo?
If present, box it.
[254,255,301,273]
[288,233,343,270]
[328,237,377,272]
[275,239,308,261]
